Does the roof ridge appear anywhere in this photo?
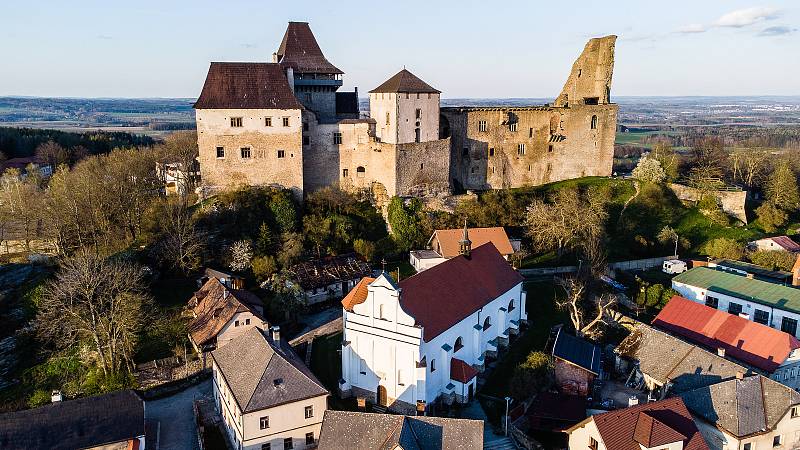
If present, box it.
[245,330,275,411]
[758,375,768,431]
[378,416,405,448]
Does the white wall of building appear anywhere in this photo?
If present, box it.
[369,93,440,144]
[216,311,265,349]
[567,419,605,450]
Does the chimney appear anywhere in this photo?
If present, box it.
[717,347,726,357]
[793,254,800,287]
[458,220,472,258]
[272,52,278,63]
[286,67,295,93]
[271,326,281,342]
[736,371,744,380]
[51,390,63,403]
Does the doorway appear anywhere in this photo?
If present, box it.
[377,385,388,406]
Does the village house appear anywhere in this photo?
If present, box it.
[197,267,245,290]
[212,326,329,450]
[155,159,200,196]
[672,267,800,337]
[0,156,53,179]
[615,323,751,398]
[339,241,526,413]
[681,375,800,450]
[285,253,372,305]
[0,390,147,450]
[653,295,800,389]
[409,225,515,272]
[188,276,266,353]
[551,328,602,397]
[565,397,709,450]
[316,410,484,449]
[748,235,800,253]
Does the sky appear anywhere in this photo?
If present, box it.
[1,0,798,99]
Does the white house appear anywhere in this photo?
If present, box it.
[212,326,329,450]
[672,267,800,338]
[340,241,526,413]
[748,235,800,253]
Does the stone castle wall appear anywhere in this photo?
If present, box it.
[395,138,451,197]
[669,183,749,224]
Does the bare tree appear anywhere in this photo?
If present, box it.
[556,277,617,338]
[36,251,150,374]
[35,140,70,169]
[149,197,206,275]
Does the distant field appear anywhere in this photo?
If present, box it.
[615,130,680,147]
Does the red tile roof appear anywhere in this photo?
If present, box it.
[276,22,342,74]
[432,227,514,259]
[587,397,708,450]
[653,296,800,373]
[633,412,687,448]
[341,277,375,312]
[398,243,523,341]
[369,69,440,94]
[189,278,264,347]
[450,358,479,383]
[194,62,302,110]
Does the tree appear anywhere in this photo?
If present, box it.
[147,197,206,275]
[755,202,788,233]
[510,351,553,400]
[228,240,254,272]
[278,232,303,268]
[256,222,275,255]
[387,197,426,252]
[35,140,70,168]
[729,148,768,189]
[252,255,278,283]
[703,238,744,260]
[657,226,680,257]
[555,277,617,339]
[36,251,150,375]
[749,250,797,271]
[632,155,667,184]
[651,141,680,181]
[267,270,305,321]
[353,238,376,262]
[765,161,800,212]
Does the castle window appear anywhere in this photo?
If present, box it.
[454,337,463,352]
[585,97,599,105]
[471,167,476,174]
[415,127,420,143]
[483,316,491,331]
[420,163,424,170]
[509,122,518,132]
[489,148,494,157]
[548,145,553,153]
[528,164,532,172]
[230,117,243,127]
[333,132,342,144]
[240,147,251,158]
[303,136,310,146]
[478,120,487,132]
[578,68,582,78]
[343,168,349,177]
[386,112,390,126]
[283,117,290,127]
[490,167,495,175]
[415,108,421,119]
[517,144,526,156]
[277,150,286,158]
[265,117,272,127]
[356,166,365,177]
[303,122,309,131]
[216,147,225,158]
[590,115,598,130]
[529,128,534,138]
[431,359,436,372]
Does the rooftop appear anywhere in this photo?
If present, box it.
[341,276,375,311]
[370,69,440,94]
[673,267,800,314]
[552,328,601,375]
[653,295,800,373]
[286,253,372,291]
[189,277,264,347]
[194,62,302,110]
[711,259,793,283]
[752,235,800,252]
[430,227,514,259]
[276,22,342,74]
[211,327,329,413]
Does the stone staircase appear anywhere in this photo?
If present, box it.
[483,436,517,450]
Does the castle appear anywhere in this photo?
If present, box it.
[194,22,617,199]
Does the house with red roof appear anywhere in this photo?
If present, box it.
[653,295,800,389]
[565,397,709,450]
[748,235,800,253]
[410,225,515,272]
[339,241,526,413]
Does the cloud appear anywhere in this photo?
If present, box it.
[713,6,781,28]
[676,23,707,34]
[758,25,797,36]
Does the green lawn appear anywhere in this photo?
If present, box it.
[384,260,416,281]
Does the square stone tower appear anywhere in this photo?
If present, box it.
[368,69,441,144]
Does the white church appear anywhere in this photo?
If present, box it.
[339,230,527,413]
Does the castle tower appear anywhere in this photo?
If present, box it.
[554,35,617,107]
[275,22,344,122]
[369,69,440,144]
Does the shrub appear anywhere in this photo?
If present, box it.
[252,255,278,283]
[28,389,52,408]
[755,202,788,233]
[510,351,553,400]
[353,239,376,262]
[703,238,745,260]
[749,250,797,271]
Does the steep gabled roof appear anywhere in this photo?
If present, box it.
[653,296,800,373]
[276,22,342,74]
[450,358,479,383]
[681,375,800,438]
[369,69,441,94]
[633,411,687,448]
[211,327,328,413]
[398,243,523,341]
[189,277,264,347]
[194,62,302,110]
[430,227,514,259]
[753,235,800,252]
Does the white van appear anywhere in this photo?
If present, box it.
[662,259,688,274]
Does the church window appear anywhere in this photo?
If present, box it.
[489,148,494,157]
[342,168,349,177]
[333,132,342,144]
[478,120,487,132]
[265,117,272,127]
[430,359,436,372]
[517,144,526,156]
[386,112,390,126]
[277,150,286,159]
[508,299,515,311]
[283,117,290,127]
[240,147,251,158]
[591,115,598,130]
[483,316,491,331]
[356,166,365,177]
[230,117,243,127]
[398,370,405,386]
[509,122,518,132]
[454,337,464,352]
[216,147,225,158]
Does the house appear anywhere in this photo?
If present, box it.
[615,323,751,397]
[0,390,146,450]
[681,375,800,450]
[0,156,53,178]
[707,259,794,285]
[340,242,526,413]
[410,226,514,272]
[551,328,602,396]
[672,267,800,338]
[316,410,484,449]
[748,235,800,253]
[188,277,266,353]
[565,397,709,450]
[156,159,200,196]
[653,295,800,388]
[212,326,329,450]
[197,267,245,290]
[285,253,373,305]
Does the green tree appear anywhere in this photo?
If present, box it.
[755,202,788,233]
[256,222,275,255]
[387,197,426,252]
[657,226,679,256]
[510,351,553,400]
[252,255,278,283]
[749,250,797,271]
[651,141,680,181]
[703,238,745,260]
[268,189,299,233]
[353,238,376,262]
[278,232,303,268]
[765,161,800,212]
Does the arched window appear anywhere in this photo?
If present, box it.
[483,316,491,331]
[508,299,515,312]
[454,337,464,352]
[356,166,365,178]
[590,115,598,130]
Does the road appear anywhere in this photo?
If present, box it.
[146,379,213,450]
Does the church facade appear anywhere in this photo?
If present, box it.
[194,22,617,199]
[339,239,526,413]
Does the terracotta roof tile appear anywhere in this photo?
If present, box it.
[276,22,342,74]
[632,411,687,448]
[653,296,800,372]
[341,277,374,311]
[432,227,514,259]
[450,358,479,383]
[194,62,302,110]
[188,278,264,348]
[369,69,440,94]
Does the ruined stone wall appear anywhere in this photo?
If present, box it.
[443,104,616,190]
[669,183,749,224]
[395,138,451,197]
[339,138,398,196]
[196,108,303,196]
[555,35,617,107]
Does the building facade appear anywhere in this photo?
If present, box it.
[339,243,526,413]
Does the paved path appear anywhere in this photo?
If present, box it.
[460,400,507,446]
[145,379,213,450]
